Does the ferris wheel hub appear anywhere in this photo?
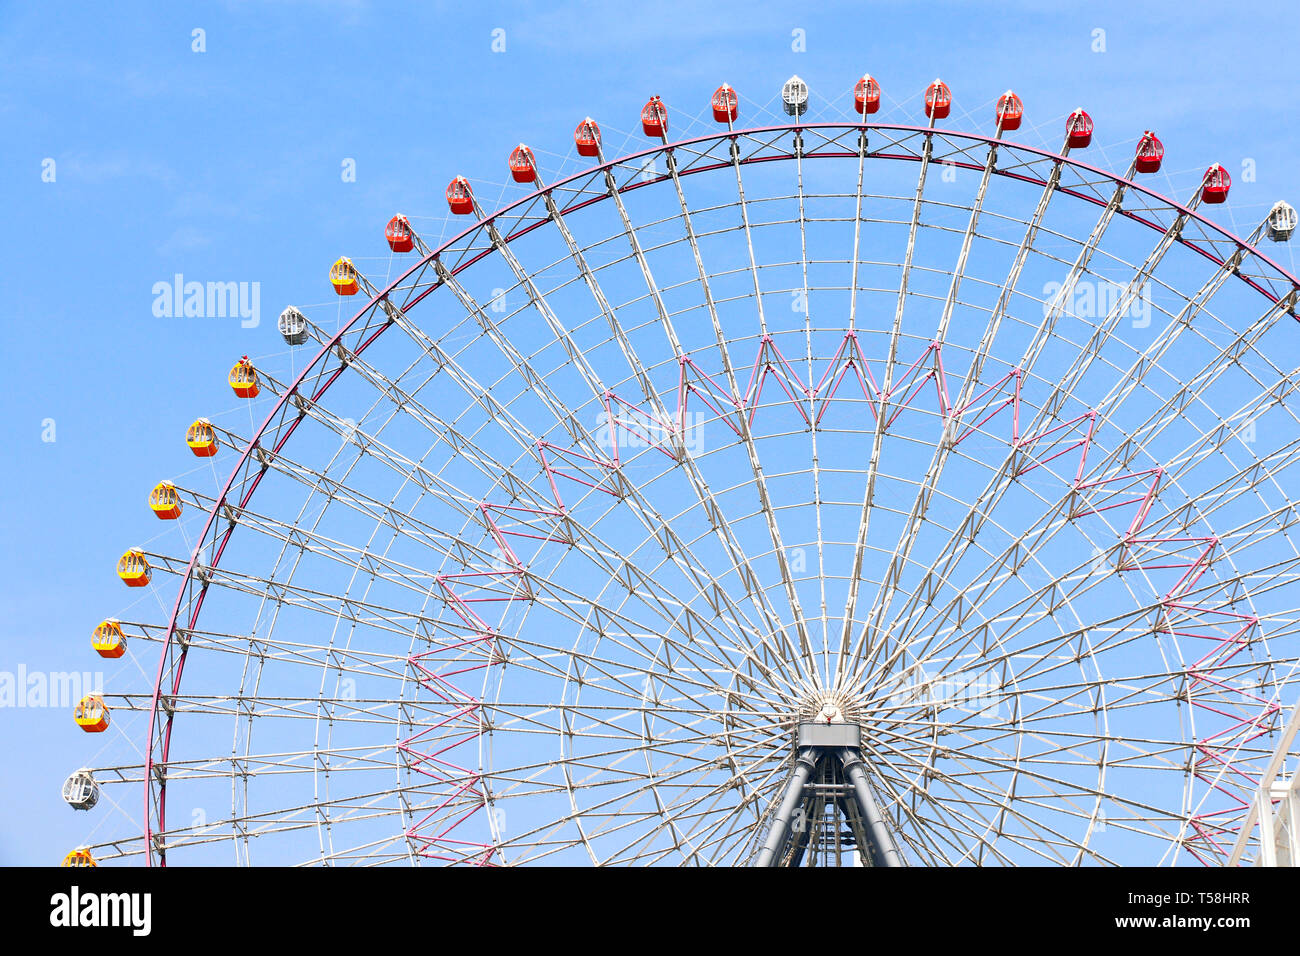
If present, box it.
[795,690,863,727]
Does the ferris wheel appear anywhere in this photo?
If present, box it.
[61,74,1300,867]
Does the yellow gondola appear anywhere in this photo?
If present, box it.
[117,548,150,587]
[149,481,182,520]
[186,418,218,457]
[74,695,110,733]
[330,257,360,295]
[92,619,127,659]
[229,356,260,398]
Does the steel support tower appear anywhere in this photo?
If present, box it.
[754,721,904,867]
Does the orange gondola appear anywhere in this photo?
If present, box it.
[186,418,218,457]
[329,257,360,296]
[74,695,110,733]
[117,548,150,588]
[229,355,260,398]
[149,480,182,520]
[61,849,97,867]
[92,619,127,659]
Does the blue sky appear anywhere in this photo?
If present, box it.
[2,0,1298,866]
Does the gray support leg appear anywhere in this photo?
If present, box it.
[839,748,904,867]
[754,750,819,867]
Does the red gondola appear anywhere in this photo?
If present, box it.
[995,90,1023,131]
[1066,109,1093,148]
[385,214,414,253]
[574,118,601,157]
[924,79,951,120]
[1135,131,1164,174]
[1201,164,1231,204]
[641,96,667,138]
[446,176,474,215]
[711,84,738,123]
[853,75,881,116]
[509,144,537,184]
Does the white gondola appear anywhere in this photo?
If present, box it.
[62,769,100,811]
[279,306,310,346]
[781,75,809,117]
[1267,201,1297,242]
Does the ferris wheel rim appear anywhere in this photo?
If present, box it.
[434,122,1299,306]
[140,117,1300,866]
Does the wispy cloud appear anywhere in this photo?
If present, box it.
[58,151,178,187]
[154,225,213,256]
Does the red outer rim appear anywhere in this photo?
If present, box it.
[143,120,1300,865]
